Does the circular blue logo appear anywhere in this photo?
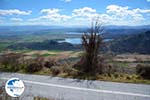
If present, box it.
[5,78,25,97]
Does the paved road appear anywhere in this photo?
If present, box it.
[0,72,150,100]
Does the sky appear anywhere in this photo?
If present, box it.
[0,0,150,26]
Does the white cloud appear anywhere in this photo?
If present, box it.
[41,8,71,21]
[61,0,72,3]
[71,7,101,25]
[10,18,23,21]
[106,5,130,16]
[133,8,150,13]
[106,5,150,23]
[40,8,60,14]
[72,7,117,25]
[106,5,150,16]
[0,9,31,16]
[69,5,149,25]
[72,7,97,17]
[6,5,150,26]
[40,14,71,21]
[147,0,150,2]
[29,8,71,22]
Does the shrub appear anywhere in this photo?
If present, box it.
[136,64,150,79]
[44,61,54,68]
[44,58,57,68]
[74,19,105,77]
[101,64,117,74]
[0,52,24,72]
[34,96,51,100]
[51,66,61,76]
[25,62,43,73]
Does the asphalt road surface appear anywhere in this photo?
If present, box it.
[0,72,150,100]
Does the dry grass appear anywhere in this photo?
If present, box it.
[114,54,150,62]
[97,73,150,84]
[1,51,150,84]
[34,96,53,100]
[34,96,64,100]
[24,50,59,56]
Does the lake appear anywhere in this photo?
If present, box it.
[58,38,113,44]
[58,38,81,44]
[57,32,113,44]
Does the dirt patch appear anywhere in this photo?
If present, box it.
[24,50,58,56]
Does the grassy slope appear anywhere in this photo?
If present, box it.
[15,50,150,84]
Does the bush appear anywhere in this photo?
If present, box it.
[76,19,104,76]
[44,61,54,68]
[34,96,50,100]
[51,66,61,76]
[136,64,150,79]
[44,58,57,68]
[0,53,23,72]
[101,64,117,74]
[25,62,43,73]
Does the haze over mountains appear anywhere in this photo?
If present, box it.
[0,25,150,33]
[0,25,150,38]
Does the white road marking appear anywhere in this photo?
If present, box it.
[1,77,150,98]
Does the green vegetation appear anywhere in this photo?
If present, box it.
[34,97,50,100]
[48,50,62,52]
[0,30,81,52]
[136,64,150,79]
[0,42,13,52]
[41,53,57,57]
[31,53,57,57]
[110,31,150,54]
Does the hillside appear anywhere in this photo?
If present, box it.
[110,31,150,54]
[6,31,150,54]
[7,40,81,51]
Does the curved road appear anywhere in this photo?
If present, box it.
[0,72,150,100]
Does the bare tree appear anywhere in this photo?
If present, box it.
[75,18,104,76]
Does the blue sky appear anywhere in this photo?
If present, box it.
[0,0,150,26]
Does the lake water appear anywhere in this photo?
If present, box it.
[66,32,82,34]
[61,32,113,44]
[58,38,81,44]
[58,38,113,44]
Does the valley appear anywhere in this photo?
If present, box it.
[0,26,150,84]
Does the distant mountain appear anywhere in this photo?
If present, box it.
[0,25,86,36]
[104,25,150,30]
[1,25,150,36]
[101,25,150,39]
[7,40,80,51]
[109,31,150,54]
[0,25,65,32]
